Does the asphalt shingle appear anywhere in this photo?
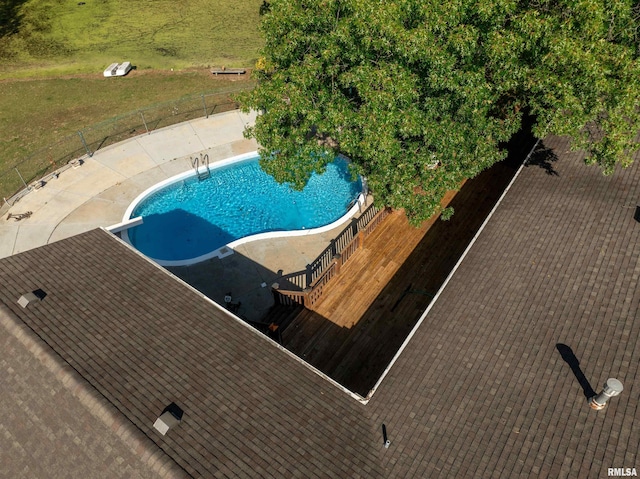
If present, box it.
[0,230,382,478]
[369,136,640,478]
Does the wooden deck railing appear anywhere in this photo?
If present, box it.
[272,203,391,310]
[278,270,307,291]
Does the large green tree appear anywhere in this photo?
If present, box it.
[239,0,640,224]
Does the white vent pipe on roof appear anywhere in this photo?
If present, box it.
[589,378,624,410]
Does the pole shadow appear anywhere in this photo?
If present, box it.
[556,343,596,399]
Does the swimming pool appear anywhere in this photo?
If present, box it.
[122,152,364,266]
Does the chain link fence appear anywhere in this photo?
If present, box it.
[1,85,251,207]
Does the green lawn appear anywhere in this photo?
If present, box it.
[0,71,255,198]
[1,71,254,161]
[0,0,263,78]
[0,0,263,200]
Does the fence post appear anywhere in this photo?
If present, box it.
[140,111,149,134]
[201,94,208,119]
[77,130,92,157]
[14,167,29,190]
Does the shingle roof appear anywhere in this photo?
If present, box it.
[1,134,638,478]
[368,135,640,477]
[0,230,382,478]
[0,309,168,479]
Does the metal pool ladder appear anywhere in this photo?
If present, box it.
[192,153,211,181]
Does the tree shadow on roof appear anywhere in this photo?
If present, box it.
[526,142,559,176]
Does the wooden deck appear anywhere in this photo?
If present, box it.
[278,144,531,396]
[305,196,458,329]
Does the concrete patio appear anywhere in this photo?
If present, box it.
[0,109,367,321]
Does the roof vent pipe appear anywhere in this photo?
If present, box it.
[589,378,624,410]
[382,424,390,448]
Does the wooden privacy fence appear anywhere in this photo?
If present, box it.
[272,203,391,310]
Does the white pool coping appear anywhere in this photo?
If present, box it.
[121,151,365,267]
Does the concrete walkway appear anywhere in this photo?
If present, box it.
[0,109,368,321]
[1,110,258,257]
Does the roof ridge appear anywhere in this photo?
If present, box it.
[0,303,191,479]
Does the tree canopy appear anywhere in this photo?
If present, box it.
[239,0,640,224]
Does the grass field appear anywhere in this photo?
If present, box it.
[0,71,255,198]
[0,0,263,78]
[0,71,254,162]
[0,0,263,200]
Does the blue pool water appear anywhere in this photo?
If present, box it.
[126,155,362,263]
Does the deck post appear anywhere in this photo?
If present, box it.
[352,216,359,236]
[271,282,282,305]
[352,217,362,248]
[305,264,313,288]
[332,254,342,276]
[303,287,314,311]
